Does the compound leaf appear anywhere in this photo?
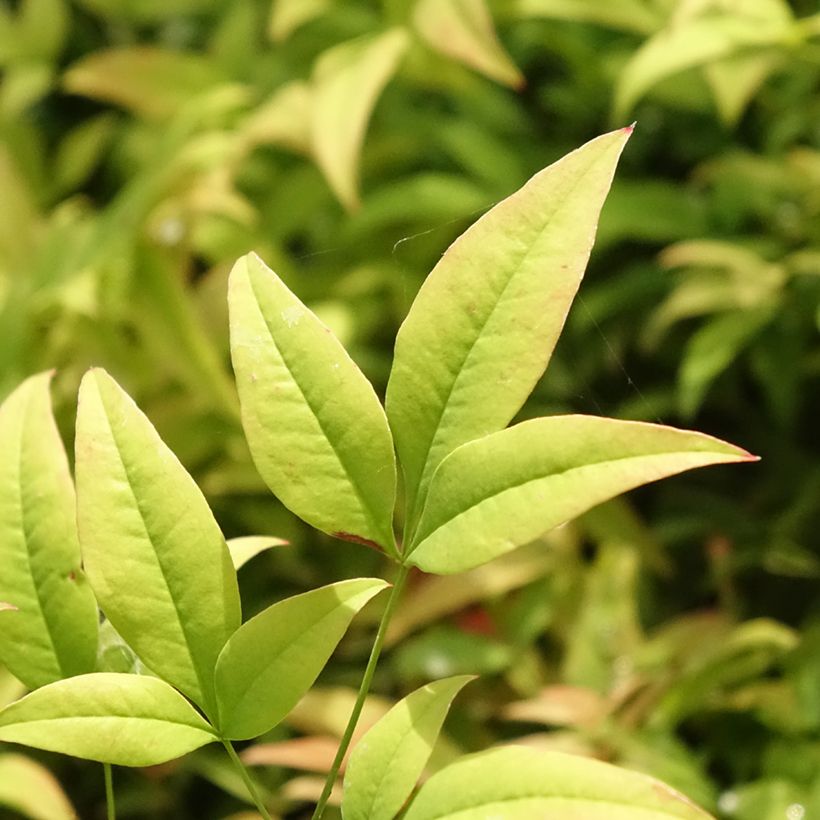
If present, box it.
[229,253,397,553]
[215,578,388,740]
[342,675,474,820]
[403,745,713,819]
[75,369,240,715]
[409,415,755,574]
[0,673,217,767]
[386,128,632,532]
[0,372,98,689]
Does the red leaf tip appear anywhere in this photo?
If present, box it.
[623,121,637,134]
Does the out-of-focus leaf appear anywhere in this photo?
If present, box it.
[242,736,340,773]
[502,685,608,728]
[614,15,794,120]
[310,28,409,209]
[512,0,661,34]
[678,305,776,418]
[408,415,754,574]
[0,673,218,766]
[75,369,241,715]
[404,746,714,819]
[242,82,312,154]
[228,253,397,552]
[214,579,388,739]
[268,0,330,41]
[0,753,77,820]
[386,540,556,646]
[53,113,118,196]
[63,47,224,120]
[705,53,783,125]
[0,373,98,689]
[387,129,632,532]
[0,666,25,709]
[285,687,393,741]
[342,675,474,820]
[414,0,524,89]
[227,536,289,570]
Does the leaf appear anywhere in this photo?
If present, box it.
[408,415,755,574]
[227,536,289,570]
[241,81,312,154]
[404,745,713,819]
[0,372,98,689]
[342,675,474,820]
[62,46,224,120]
[678,306,776,418]
[228,253,397,552]
[215,578,388,740]
[269,0,330,41]
[386,128,633,533]
[613,15,793,120]
[242,736,340,773]
[413,0,524,89]
[0,753,77,820]
[704,52,782,125]
[513,0,661,34]
[310,28,409,210]
[75,369,241,715]
[0,673,218,766]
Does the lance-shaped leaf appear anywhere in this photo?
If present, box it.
[0,753,77,820]
[310,28,409,210]
[227,535,289,570]
[403,745,713,819]
[386,128,632,531]
[75,369,240,714]
[229,253,397,553]
[215,578,389,740]
[342,675,474,820]
[0,372,98,689]
[414,0,524,89]
[0,673,218,767]
[408,416,755,574]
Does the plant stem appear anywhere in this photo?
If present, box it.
[103,763,115,820]
[311,563,411,820]
[222,738,273,820]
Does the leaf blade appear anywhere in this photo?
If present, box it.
[404,745,713,819]
[0,673,217,767]
[342,675,474,820]
[0,372,98,689]
[0,753,77,820]
[386,128,633,530]
[229,253,397,552]
[75,369,241,714]
[215,578,389,740]
[409,415,755,574]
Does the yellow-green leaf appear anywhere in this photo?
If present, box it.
[0,373,98,689]
[408,415,754,574]
[75,369,240,715]
[386,128,632,532]
[310,28,409,210]
[229,253,397,552]
[227,536,289,570]
[0,753,77,820]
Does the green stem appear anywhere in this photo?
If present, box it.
[103,763,115,820]
[311,563,411,820]
[222,738,273,820]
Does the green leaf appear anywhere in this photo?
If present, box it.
[0,673,217,767]
[678,306,775,418]
[404,745,713,819]
[0,372,98,689]
[408,415,755,574]
[413,0,524,89]
[342,675,474,820]
[0,753,77,820]
[227,536,289,570]
[228,253,397,552]
[613,15,793,120]
[310,28,409,210]
[386,128,633,531]
[215,578,389,740]
[513,0,661,34]
[75,368,241,714]
[62,46,224,120]
[268,0,330,41]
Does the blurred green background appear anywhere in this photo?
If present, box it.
[1,0,820,817]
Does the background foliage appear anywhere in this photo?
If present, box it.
[1,0,819,817]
